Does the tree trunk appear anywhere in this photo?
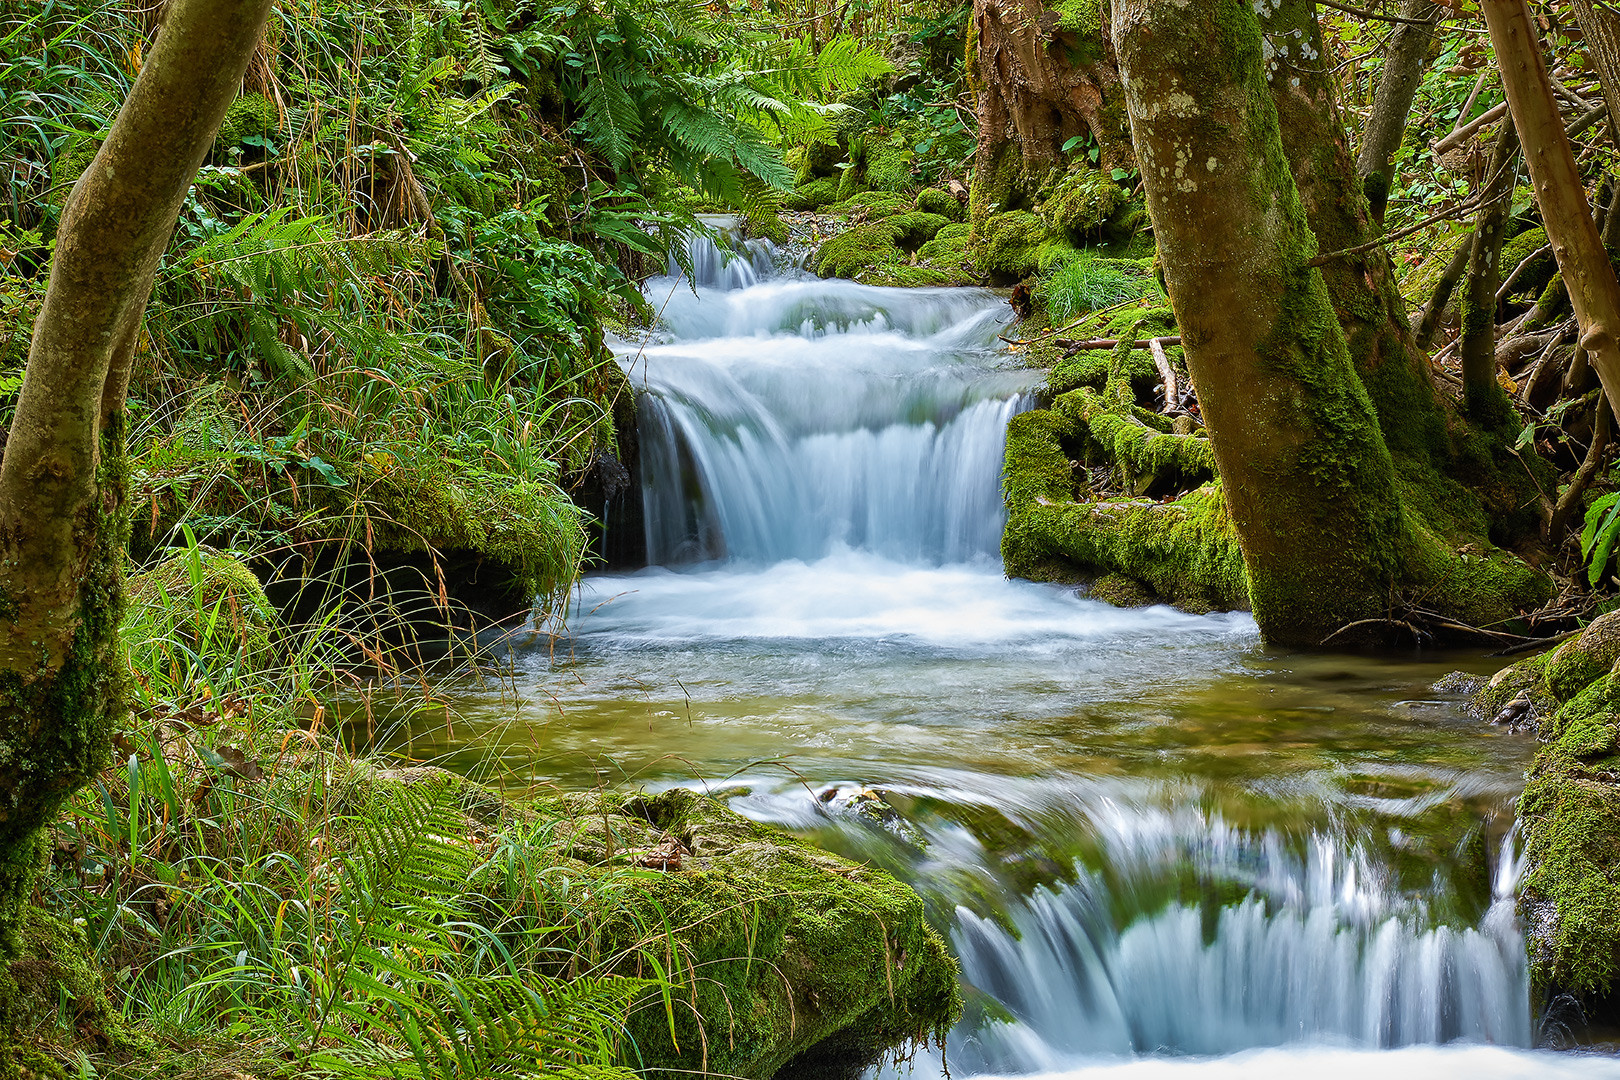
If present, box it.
[1569,0,1620,137]
[1111,0,1411,645]
[1260,1,1453,472]
[1460,115,1520,423]
[1485,0,1620,421]
[0,0,273,962]
[968,0,1129,219]
[1356,0,1445,226]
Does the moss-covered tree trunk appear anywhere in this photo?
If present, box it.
[968,0,1129,220]
[1460,115,1520,424]
[1110,0,1542,646]
[0,0,272,972]
[1259,0,1458,468]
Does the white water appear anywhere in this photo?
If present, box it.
[583,236,1620,1077]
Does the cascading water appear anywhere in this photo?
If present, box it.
[626,225,1028,565]
[418,225,1620,1079]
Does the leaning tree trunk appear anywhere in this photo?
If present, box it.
[968,0,1129,220]
[1485,0,1620,420]
[1569,0,1620,137]
[1356,0,1445,226]
[1259,1,1457,472]
[0,0,273,966]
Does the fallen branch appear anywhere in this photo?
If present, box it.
[1496,243,1553,302]
[1060,336,1183,353]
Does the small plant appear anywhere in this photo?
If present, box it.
[1582,485,1620,587]
[1036,251,1157,324]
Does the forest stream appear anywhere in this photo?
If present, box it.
[399,236,1620,1079]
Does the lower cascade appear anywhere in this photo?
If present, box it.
[436,232,1620,1078]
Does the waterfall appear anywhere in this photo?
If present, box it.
[945,825,1529,1072]
[621,233,1027,566]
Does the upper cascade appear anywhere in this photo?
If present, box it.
[622,229,1026,568]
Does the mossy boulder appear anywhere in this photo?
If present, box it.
[915,187,966,222]
[534,788,960,1079]
[1,909,155,1076]
[785,177,842,211]
[126,547,276,667]
[812,220,905,280]
[977,211,1051,285]
[214,92,277,150]
[888,212,952,251]
[828,191,913,219]
[866,143,916,193]
[1471,610,1620,1023]
[1040,166,1126,239]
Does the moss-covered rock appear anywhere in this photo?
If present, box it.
[534,788,959,1079]
[888,212,952,251]
[214,92,277,150]
[126,547,276,669]
[1472,611,1620,1023]
[785,177,842,211]
[1040,166,1126,239]
[866,143,916,193]
[828,191,913,219]
[812,220,905,280]
[915,187,966,222]
[1,909,155,1076]
[977,210,1051,285]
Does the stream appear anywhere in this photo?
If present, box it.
[412,233,1620,1078]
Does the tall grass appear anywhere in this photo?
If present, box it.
[1036,251,1160,325]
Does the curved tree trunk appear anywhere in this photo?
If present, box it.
[1486,0,1620,421]
[1111,0,1411,645]
[1356,0,1445,226]
[0,0,273,963]
[968,0,1129,219]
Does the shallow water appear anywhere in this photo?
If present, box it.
[407,234,1620,1077]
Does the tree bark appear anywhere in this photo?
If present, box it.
[968,0,1129,218]
[1484,0,1620,422]
[1260,1,1452,470]
[1568,0,1620,137]
[0,0,272,958]
[1112,0,1411,645]
[1356,0,1446,226]
[1460,114,1521,423]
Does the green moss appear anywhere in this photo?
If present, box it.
[915,187,965,222]
[0,418,128,957]
[828,191,912,219]
[214,92,277,149]
[866,143,916,193]
[977,211,1052,285]
[888,212,951,251]
[126,548,276,669]
[784,177,842,211]
[1055,388,1216,495]
[813,221,904,280]
[1040,167,1126,239]
[1087,573,1154,607]
[1003,483,1249,612]
[1497,226,1554,297]
[1,909,154,1071]
[534,789,959,1079]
